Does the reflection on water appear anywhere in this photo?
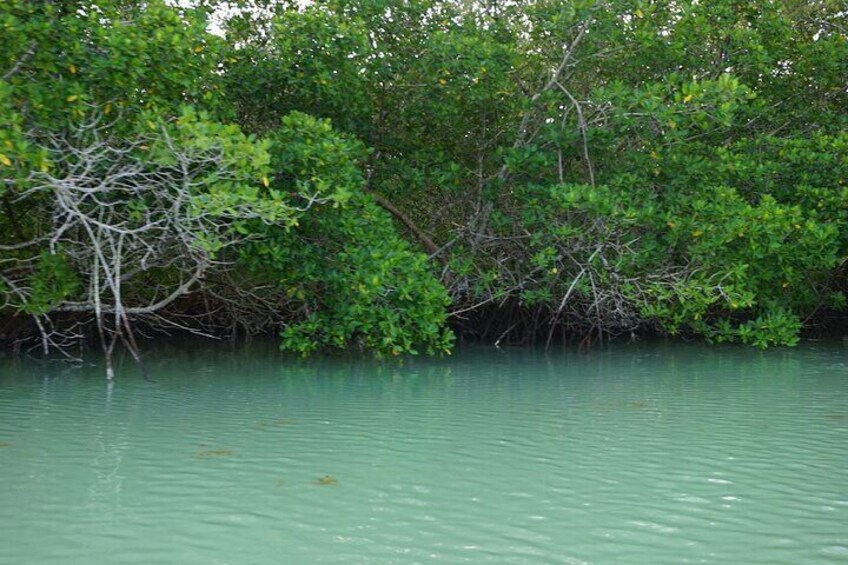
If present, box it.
[0,340,846,564]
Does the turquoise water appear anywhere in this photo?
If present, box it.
[0,342,846,564]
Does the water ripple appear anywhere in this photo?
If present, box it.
[0,342,846,563]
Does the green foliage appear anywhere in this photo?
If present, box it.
[0,82,45,193]
[509,170,841,346]
[1,0,225,127]
[240,113,454,356]
[269,194,455,357]
[265,112,362,207]
[225,0,523,208]
[22,253,80,316]
[151,107,296,240]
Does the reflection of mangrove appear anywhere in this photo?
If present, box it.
[825,413,848,422]
[312,475,338,486]
[193,448,233,458]
[87,429,128,513]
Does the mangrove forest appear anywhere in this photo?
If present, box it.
[1,0,847,373]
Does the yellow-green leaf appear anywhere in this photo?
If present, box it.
[0,154,11,167]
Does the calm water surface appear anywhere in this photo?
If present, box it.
[0,342,846,564]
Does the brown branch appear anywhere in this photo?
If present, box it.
[555,81,595,187]
[473,5,602,242]
[371,193,441,258]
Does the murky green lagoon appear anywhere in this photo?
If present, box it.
[0,342,846,564]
